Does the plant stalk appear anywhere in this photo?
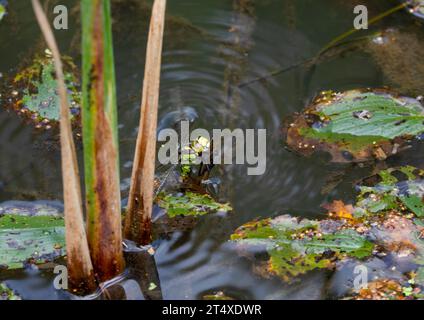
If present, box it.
[124,0,167,245]
[81,0,124,283]
[31,0,96,294]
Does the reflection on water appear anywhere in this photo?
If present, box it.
[1,0,424,299]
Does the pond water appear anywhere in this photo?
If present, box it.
[1,0,424,300]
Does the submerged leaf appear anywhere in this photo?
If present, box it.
[285,89,424,162]
[157,192,232,218]
[400,195,424,217]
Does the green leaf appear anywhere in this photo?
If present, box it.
[356,166,424,218]
[231,215,373,282]
[6,54,81,126]
[286,89,424,162]
[400,195,424,217]
[315,91,424,139]
[268,245,332,282]
[158,192,232,218]
[21,61,77,122]
[0,209,65,270]
[0,214,64,229]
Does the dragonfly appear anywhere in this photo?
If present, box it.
[153,135,216,198]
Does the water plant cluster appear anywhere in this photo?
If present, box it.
[0,0,424,300]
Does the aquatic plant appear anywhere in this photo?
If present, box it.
[284,89,424,162]
[157,192,231,218]
[231,215,374,282]
[2,53,81,130]
[230,165,424,296]
[124,0,166,246]
[81,0,124,283]
[356,166,424,217]
[32,0,96,293]
[2,0,420,301]
[0,203,65,270]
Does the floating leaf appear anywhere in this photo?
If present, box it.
[231,166,424,294]
[0,203,65,270]
[2,54,81,129]
[400,195,424,217]
[157,192,232,218]
[285,89,424,162]
[231,215,373,282]
[356,166,424,218]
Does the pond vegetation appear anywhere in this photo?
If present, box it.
[0,0,424,300]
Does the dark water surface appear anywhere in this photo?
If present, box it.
[1,0,424,299]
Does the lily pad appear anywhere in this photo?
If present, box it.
[285,89,424,162]
[157,192,232,218]
[0,202,65,270]
[1,53,81,129]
